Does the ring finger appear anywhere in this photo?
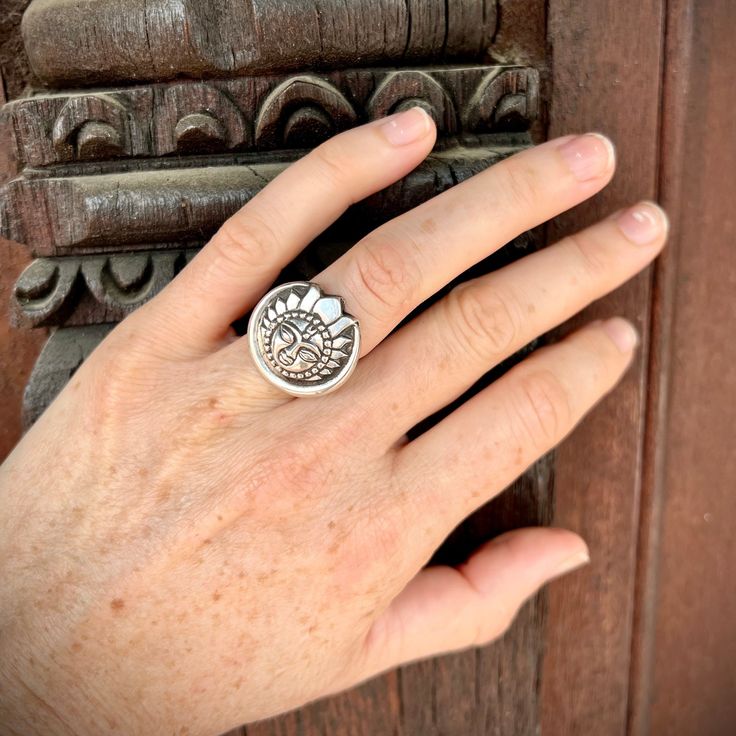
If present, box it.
[335,200,668,435]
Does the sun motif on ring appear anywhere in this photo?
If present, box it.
[258,285,356,383]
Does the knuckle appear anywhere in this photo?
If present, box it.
[347,231,422,321]
[512,369,571,448]
[447,282,520,360]
[565,232,608,279]
[497,159,541,211]
[212,210,279,275]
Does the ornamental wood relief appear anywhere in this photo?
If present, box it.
[1,1,552,733]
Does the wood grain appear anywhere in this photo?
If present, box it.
[22,0,499,86]
[0,143,526,253]
[631,1,736,733]
[539,1,666,734]
[2,66,538,168]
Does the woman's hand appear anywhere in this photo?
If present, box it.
[0,109,667,736]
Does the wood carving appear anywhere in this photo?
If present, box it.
[11,249,196,328]
[0,143,525,254]
[21,0,500,86]
[1,66,538,168]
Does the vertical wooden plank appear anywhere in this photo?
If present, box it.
[625,1,695,732]
[632,1,736,733]
[540,1,665,734]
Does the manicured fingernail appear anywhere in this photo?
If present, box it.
[379,107,433,146]
[554,549,591,578]
[602,317,639,354]
[558,133,615,181]
[616,201,669,245]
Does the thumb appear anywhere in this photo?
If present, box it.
[360,527,589,676]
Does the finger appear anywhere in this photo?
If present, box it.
[348,201,667,433]
[394,319,638,539]
[315,133,616,355]
[148,108,436,351]
[360,528,588,675]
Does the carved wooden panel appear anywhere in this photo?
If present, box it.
[1,66,538,169]
[1,143,526,253]
[22,0,501,86]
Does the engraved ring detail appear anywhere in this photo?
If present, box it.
[247,282,361,397]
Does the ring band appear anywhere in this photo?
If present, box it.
[247,281,361,397]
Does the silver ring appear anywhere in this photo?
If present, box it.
[247,281,361,397]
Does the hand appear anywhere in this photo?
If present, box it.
[0,109,667,736]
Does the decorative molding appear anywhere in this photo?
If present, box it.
[11,249,197,328]
[22,0,499,87]
[1,67,538,167]
[1,143,526,255]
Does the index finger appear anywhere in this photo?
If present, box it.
[150,108,437,352]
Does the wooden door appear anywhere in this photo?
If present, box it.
[1,1,733,734]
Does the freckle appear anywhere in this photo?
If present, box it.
[217,514,223,521]
[108,465,117,476]
[238,571,245,579]
[391,402,399,412]
[212,591,221,601]
[328,520,336,529]
[233,678,243,690]
[308,625,317,633]
[70,642,82,652]
[527,304,536,314]
[185,647,192,653]
[110,598,125,611]
[157,486,171,503]
[256,573,268,583]
[202,538,212,545]
[328,542,339,555]
[208,397,217,408]
[421,218,438,234]
[138,467,148,478]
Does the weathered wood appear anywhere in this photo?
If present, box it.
[10,249,196,327]
[22,0,500,87]
[629,2,736,734]
[539,1,666,734]
[0,142,527,254]
[0,66,538,168]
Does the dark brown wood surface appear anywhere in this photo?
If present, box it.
[540,0,665,734]
[631,1,736,734]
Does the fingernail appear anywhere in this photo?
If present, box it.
[616,201,669,245]
[379,107,433,146]
[602,317,639,354]
[558,133,616,181]
[554,549,591,578]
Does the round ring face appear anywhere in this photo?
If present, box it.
[248,282,361,397]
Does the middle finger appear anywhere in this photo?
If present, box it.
[316,133,616,354]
